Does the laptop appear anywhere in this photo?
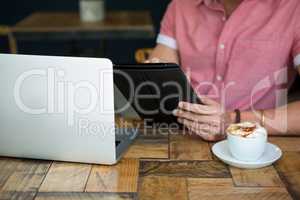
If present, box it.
[0,54,139,165]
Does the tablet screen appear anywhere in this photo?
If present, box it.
[113,63,200,124]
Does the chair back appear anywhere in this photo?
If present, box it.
[135,48,153,63]
[0,26,18,54]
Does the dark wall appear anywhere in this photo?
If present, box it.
[0,0,170,63]
[0,0,164,25]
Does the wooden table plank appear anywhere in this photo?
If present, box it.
[85,159,139,193]
[124,140,169,159]
[0,158,24,189]
[279,173,300,200]
[269,137,300,152]
[12,11,155,41]
[39,162,91,192]
[230,166,284,187]
[1,160,50,192]
[275,152,300,200]
[275,152,300,173]
[0,136,299,200]
[0,159,50,200]
[0,191,36,200]
[140,160,230,178]
[13,11,154,32]
[170,132,212,161]
[139,176,188,200]
[208,142,222,160]
[123,129,169,159]
[188,185,292,200]
[188,178,292,200]
[188,178,234,188]
[35,192,135,200]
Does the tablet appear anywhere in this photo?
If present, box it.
[113,63,200,124]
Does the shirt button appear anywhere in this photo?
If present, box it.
[217,75,223,81]
[220,44,225,50]
[222,17,226,21]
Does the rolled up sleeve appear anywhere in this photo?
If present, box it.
[293,26,300,67]
[156,0,178,50]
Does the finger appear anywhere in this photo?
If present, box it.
[178,101,219,115]
[178,118,216,131]
[144,57,161,63]
[199,96,219,106]
[174,109,220,125]
[177,118,220,136]
[190,127,214,140]
[189,124,220,135]
[151,57,161,63]
[190,127,225,141]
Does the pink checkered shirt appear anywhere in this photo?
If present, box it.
[157,0,300,111]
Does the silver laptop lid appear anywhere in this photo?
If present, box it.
[0,54,116,164]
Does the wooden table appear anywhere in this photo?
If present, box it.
[0,126,299,200]
[12,11,155,41]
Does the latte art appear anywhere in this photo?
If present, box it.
[227,122,266,138]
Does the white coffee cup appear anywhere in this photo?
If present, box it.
[80,0,105,22]
[227,123,267,162]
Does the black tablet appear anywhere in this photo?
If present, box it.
[113,63,200,124]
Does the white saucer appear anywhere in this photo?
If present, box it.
[212,140,282,169]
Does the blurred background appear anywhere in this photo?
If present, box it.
[0,0,171,63]
[1,0,300,96]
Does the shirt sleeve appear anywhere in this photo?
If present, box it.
[293,26,300,67]
[156,0,178,50]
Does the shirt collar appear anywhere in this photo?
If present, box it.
[195,0,215,6]
[195,0,251,6]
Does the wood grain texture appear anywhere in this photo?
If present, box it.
[188,178,291,200]
[35,192,135,200]
[85,159,139,193]
[170,132,212,160]
[188,186,292,200]
[124,140,169,159]
[0,191,36,200]
[124,129,169,159]
[275,152,300,173]
[0,158,23,189]
[278,172,300,200]
[269,137,300,152]
[188,178,234,188]
[230,166,284,187]
[0,160,50,192]
[208,142,220,160]
[139,176,188,200]
[39,162,91,192]
[275,152,300,200]
[140,160,230,178]
[0,136,299,200]
[0,160,50,200]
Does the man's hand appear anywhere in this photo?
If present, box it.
[173,97,234,141]
[144,57,165,63]
[146,44,179,64]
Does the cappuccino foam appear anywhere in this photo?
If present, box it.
[227,122,266,138]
